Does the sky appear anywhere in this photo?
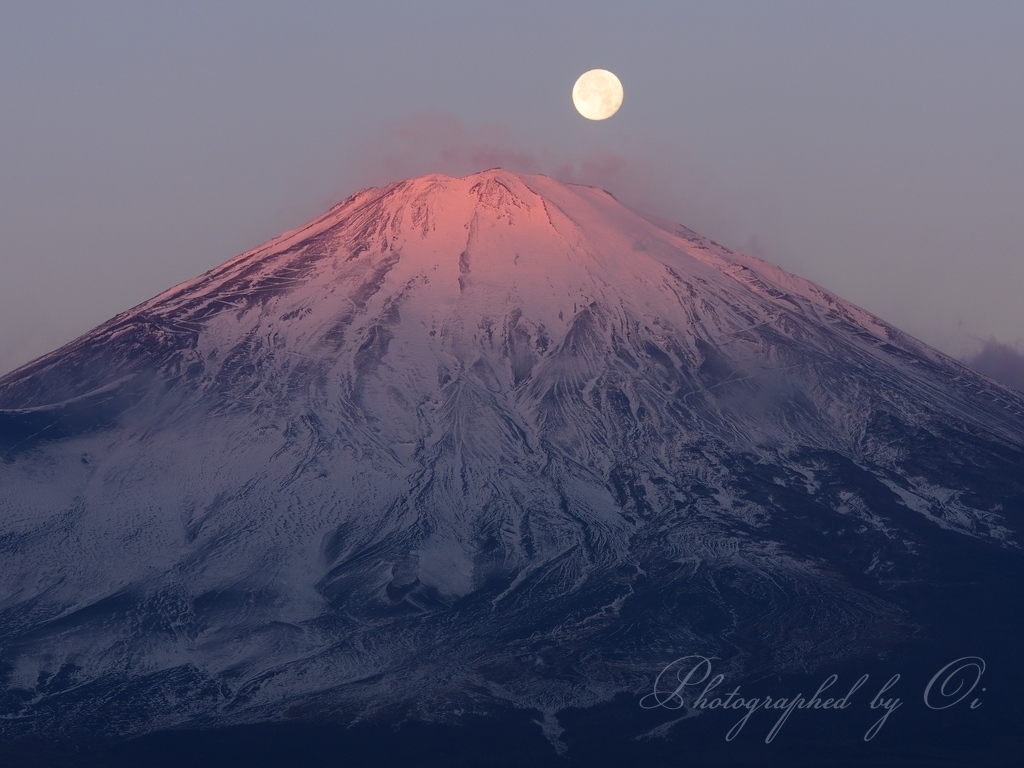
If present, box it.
[2,1,1023,382]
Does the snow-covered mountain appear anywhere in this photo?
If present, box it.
[1,169,1022,744]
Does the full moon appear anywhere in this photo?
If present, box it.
[572,69,623,121]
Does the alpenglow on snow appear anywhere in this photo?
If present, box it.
[1,169,1022,742]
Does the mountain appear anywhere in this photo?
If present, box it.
[1,169,1022,763]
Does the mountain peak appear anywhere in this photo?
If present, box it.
[0,168,972,419]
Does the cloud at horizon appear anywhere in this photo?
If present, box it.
[962,340,1024,393]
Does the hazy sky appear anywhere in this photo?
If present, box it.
[2,1,1023,377]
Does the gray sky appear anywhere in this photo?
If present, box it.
[2,1,1023,377]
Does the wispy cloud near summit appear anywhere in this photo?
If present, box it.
[347,112,546,185]
[344,112,689,222]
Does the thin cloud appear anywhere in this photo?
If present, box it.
[962,339,1024,392]
[342,111,683,221]
[346,112,546,188]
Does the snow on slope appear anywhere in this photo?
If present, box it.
[1,169,1022,739]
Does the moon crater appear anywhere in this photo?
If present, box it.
[572,69,623,121]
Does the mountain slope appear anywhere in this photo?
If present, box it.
[1,169,1022,742]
